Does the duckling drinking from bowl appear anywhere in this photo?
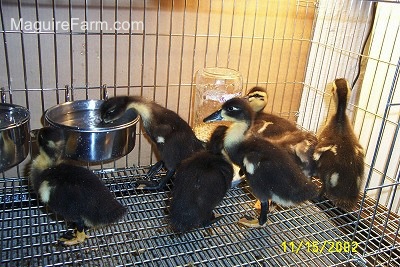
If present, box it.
[313,78,365,210]
[30,127,127,246]
[204,98,319,227]
[100,96,204,190]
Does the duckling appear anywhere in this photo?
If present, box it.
[313,78,365,210]
[30,127,127,246]
[100,96,204,190]
[203,98,319,227]
[193,121,244,187]
[246,87,298,137]
[169,125,233,233]
[246,86,317,177]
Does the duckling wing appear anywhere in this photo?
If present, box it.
[151,124,174,144]
[242,152,262,175]
[243,146,319,205]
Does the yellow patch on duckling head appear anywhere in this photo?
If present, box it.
[247,90,268,113]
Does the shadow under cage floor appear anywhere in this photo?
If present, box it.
[0,166,396,267]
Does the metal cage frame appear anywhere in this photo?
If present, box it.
[1,0,399,266]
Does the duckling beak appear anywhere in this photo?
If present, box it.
[203,109,223,122]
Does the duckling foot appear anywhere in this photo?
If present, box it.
[238,215,267,228]
[204,213,223,227]
[146,161,165,178]
[136,169,175,190]
[58,229,89,246]
[254,200,276,212]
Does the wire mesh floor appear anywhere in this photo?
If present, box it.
[0,166,397,267]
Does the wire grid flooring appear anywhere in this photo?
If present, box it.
[0,166,394,267]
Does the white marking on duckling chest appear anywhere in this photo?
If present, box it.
[330,172,339,187]
[38,181,53,203]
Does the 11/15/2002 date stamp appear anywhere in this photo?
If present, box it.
[281,240,358,254]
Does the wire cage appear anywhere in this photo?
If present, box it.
[0,0,399,266]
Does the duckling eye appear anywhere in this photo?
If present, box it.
[252,93,264,99]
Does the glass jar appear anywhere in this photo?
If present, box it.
[192,67,243,126]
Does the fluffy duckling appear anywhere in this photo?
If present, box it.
[169,125,233,233]
[30,127,127,246]
[204,98,319,227]
[193,121,244,187]
[100,96,204,190]
[313,78,365,210]
[246,87,298,137]
[246,86,317,177]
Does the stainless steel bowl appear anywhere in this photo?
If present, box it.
[0,103,30,172]
[44,100,139,162]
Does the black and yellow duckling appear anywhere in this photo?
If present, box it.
[193,121,244,187]
[246,86,317,177]
[246,86,298,137]
[204,98,319,227]
[313,78,365,210]
[100,96,204,190]
[30,127,127,246]
[169,126,233,233]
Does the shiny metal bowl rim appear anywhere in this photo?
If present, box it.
[0,103,30,131]
[44,99,139,133]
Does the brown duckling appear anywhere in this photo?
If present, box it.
[313,78,365,210]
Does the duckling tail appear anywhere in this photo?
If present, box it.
[97,199,127,226]
[304,181,321,201]
[108,202,127,223]
[326,192,359,211]
[169,208,203,233]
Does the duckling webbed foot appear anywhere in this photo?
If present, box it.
[146,161,165,178]
[239,201,269,228]
[136,169,175,190]
[58,227,89,246]
[238,215,267,228]
[254,199,276,212]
